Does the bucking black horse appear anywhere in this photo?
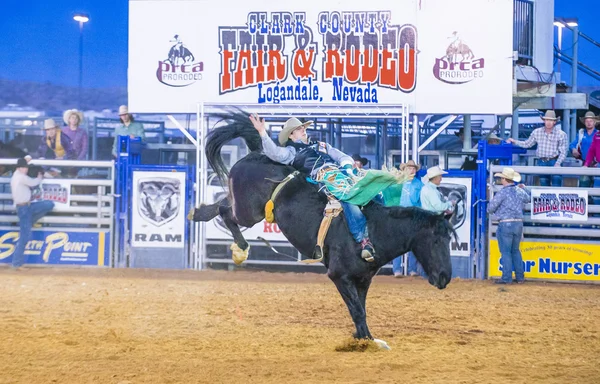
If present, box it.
[0,140,42,177]
[190,111,455,348]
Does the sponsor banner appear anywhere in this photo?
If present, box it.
[128,0,513,114]
[440,178,472,257]
[531,189,588,222]
[489,240,600,282]
[31,181,71,210]
[131,171,187,248]
[0,230,109,266]
[205,185,288,241]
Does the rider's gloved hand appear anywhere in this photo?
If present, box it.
[342,164,358,177]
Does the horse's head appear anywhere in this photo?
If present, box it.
[409,211,455,289]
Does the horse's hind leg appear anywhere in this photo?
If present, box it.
[218,205,250,265]
[330,275,372,340]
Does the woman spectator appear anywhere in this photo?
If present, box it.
[112,105,146,158]
[62,109,89,160]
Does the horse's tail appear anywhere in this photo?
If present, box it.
[205,108,262,182]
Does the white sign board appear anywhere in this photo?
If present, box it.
[531,189,588,222]
[439,177,472,257]
[131,171,187,248]
[128,0,513,114]
[205,185,288,242]
[31,181,71,211]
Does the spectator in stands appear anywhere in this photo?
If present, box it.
[487,167,530,284]
[10,158,54,270]
[37,118,76,160]
[352,154,369,170]
[112,105,146,158]
[420,166,455,214]
[487,132,502,145]
[583,123,600,169]
[571,111,598,187]
[506,110,567,187]
[392,160,424,277]
[62,109,89,161]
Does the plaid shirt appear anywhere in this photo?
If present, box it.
[515,127,568,165]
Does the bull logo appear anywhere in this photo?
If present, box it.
[137,177,181,227]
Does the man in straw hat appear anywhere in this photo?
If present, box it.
[506,110,567,187]
[487,167,531,284]
[420,166,455,215]
[392,159,424,277]
[112,105,146,158]
[249,113,375,261]
[10,158,55,270]
[36,118,75,160]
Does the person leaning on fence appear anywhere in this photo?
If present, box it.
[506,110,567,187]
[112,105,146,158]
[36,118,76,161]
[61,109,89,180]
[487,167,530,284]
[392,160,424,278]
[10,158,55,270]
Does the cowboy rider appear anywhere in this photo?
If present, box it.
[249,114,375,261]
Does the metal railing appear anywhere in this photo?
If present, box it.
[514,0,534,64]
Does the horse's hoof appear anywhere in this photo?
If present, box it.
[231,243,249,265]
[373,338,391,351]
[187,207,196,221]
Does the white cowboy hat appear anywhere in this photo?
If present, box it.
[63,109,84,125]
[541,110,559,121]
[43,118,59,130]
[118,105,129,115]
[579,111,599,124]
[487,132,501,142]
[400,159,421,171]
[494,167,521,183]
[278,117,313,145]
[425,166,447,181]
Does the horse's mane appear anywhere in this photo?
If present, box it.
[206,108,263,183]
[365,204,458,241]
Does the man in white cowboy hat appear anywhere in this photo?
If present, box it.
[420,166,455,214]
[506,110,567,187]
[112,105,146,158]
[249,113,375,261]
[62,109,89,161]
[392,159,425,277]
[36,118,75,160]
[10,158,55,270]
[487,167,530,284]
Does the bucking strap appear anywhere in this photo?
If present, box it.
[265,171,300,223]
[301,199,343,264]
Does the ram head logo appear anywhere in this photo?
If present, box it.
[137,177,181,226]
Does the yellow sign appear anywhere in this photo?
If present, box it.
[489,240,600,282]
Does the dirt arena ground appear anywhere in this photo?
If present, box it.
[0,267,599,384]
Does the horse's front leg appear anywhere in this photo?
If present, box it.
[330,275,371,340]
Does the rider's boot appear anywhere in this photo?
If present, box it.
[313,245,324,260]
[360,239,375,262]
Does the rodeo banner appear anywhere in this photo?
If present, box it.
[439,177,472,257]
[0,230,109,266]
[31,180,72,211]
[531,188,588,222]
[128,0,513,114]
[489,240,600,282]
[130,171,187,248]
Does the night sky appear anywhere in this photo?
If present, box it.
[0,0,597,89]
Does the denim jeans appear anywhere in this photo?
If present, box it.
[392,252,421,275]
[497,221,525,283]
[12,201,54,267]
[341,202,367,243]
[537,159,562,187]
